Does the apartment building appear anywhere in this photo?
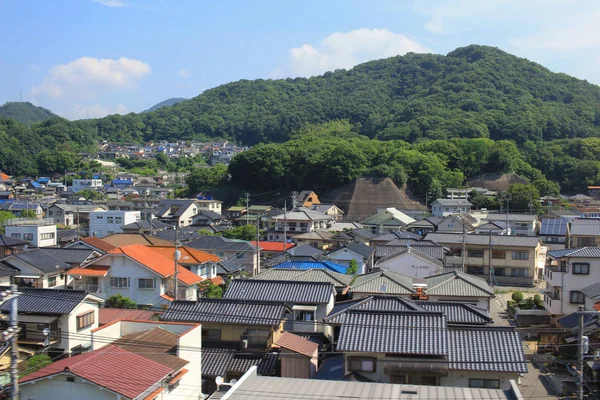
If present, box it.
[4,218,57,247]
[70,179,103,193]
[89,210,141,238]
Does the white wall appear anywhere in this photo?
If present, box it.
[72,179,103,193]
[376,252,442,278]
[327,249,365,274]
[6,224,57,247]
[545,257,600,316]
[171,324,202,399]
[63,297,101,353]
[20,374,120,400]
[89,210,141,237]
[441,370,518,391]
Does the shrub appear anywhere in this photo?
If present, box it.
[511,291,524,303]
[105,294,137,309]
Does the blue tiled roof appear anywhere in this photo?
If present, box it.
[37,177,50,183]
[29,181,41,188]
[274,260,348,274]
[112,179,133,185]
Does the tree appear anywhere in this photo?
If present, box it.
[105,294,137,309]
[0,210,15,234]
[19,354,52,377]
[21,209,36,219]
[346,259,359,275]
[506,183,541,213]
[186,164,228,195]
[198,280,223,298]
[77,189,106,200]
[222,225,259,241]
[511,291,524,303]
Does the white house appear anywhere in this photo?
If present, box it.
[430,199,473,217]
[0,289,103,356]
[374,247,444,278]
[4,218,57,247]
[89,210,141,238]
[68,243,202,308]
[326,242,375,274]
[71,179,103,193]
[361,208,416,235]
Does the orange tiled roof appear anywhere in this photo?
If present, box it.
[0,173,9,181]
[81,237,116,253]
[108,244,202,286]
[594,302,600,311]
[160,294,174,302]
[250,241,296,252]
[147,246,220,264]
[67,265,111,277]
[210,276,225,285]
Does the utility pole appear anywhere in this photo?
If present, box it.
[282,201,287,252]
[255,217,260,276]
[1,285,18,400]
[461,217,467,273]
[291,191,299,211]
[76,207,80,240]
[245,192,251,226]
[578,305,584,400]
[174,226,180,300]
[488,232,493,286]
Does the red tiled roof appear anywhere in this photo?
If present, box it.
[275,331,318,357]
[148,246,221,263]
[160,294,174,302]
[108,244,202,286]
[81,237,116,253]
[251,241,296,252]
[210,276,225,285]
[20,345,173,399]
[99,308,158,325]
[67,265,111,277]
[0,173,9,181]
[144,387,164,399]
[594,302,600,311]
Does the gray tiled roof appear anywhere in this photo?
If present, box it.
[224,279,334,304]
[424,271,493,297]
[161,299,285,326]
[4,249,70,273]
[414,301,492,325]
[448,326,528,373]
[548,247,600,259]
[482,213,536,222]
[582,281,600,299]
[424,233,540,247]
[344,242,375,258]
[433,199,472,206]
[351,269,415,295]
[287,243,323,257]
[0,289,90,315]
[252,268,352,288]
[0,234,28,247]
[201,348,278,377]
[570,219,600,237]
[376,247,444,268]
[37,248,97,265]
[375,243,445,260]
[187,236,256,252]
[337,310,447,355]
[121,220,172,230]
[372,231,422,242]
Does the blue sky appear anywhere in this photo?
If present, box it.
[1,0,599,119]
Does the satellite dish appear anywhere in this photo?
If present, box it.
[215,376,223,386]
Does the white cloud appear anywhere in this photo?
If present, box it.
[33,56,151,98]
[93,0,127,7]
[67,104,129,119]
[276,28,432,78]
[178,69,191,79]
[414,0,510,34]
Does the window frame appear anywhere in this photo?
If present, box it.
[572,263,590,275]
[467,249,484,258]
[109,277,130,288]
[469,378,500,389]
[138,278,156,289]
[570,290,586,304]
[348,357,376,373]
[492,250,506,259]
[76,311,95,330]
[47,275,57,287]
[511,251,529,260]
[202,328,221,340]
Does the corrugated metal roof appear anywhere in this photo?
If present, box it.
[0,289,90,315]
[351,269,415,295]
[161,298,285,326]
[448,326,528,373]
[424,233,540,247]
[337,310,447,355]
[424,271,493,297]
[252,268,352,288]
[224,279,335,304]
[273,260,348,274]
[540,218,568,236]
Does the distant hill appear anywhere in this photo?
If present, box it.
[0,102,58,125]
[142,98,187,113]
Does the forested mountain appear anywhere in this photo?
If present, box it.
[0,102,58,125]
[142,97,187,113]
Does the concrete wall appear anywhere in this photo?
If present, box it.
[376,252,443,278]
[89,210,141,237]
[20,374,120,400]
[6,224,57,247]
[172,324,202,399]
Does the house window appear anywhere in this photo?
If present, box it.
[512,251,529,260]
[295,311,314,321]
[469,379,500,389]
[10,233,21,239]
[106,217,114,224]
[115,216,123,224]
[494,268,506,276]
[577,237,595,247]
[572,263,590,275]
[492,250,506,259]
[348,358,376,372]
[138,278,155,289]
[511,268,528,277]
[110,277,130,288]
[467,249,484,258]
[77,311,95,330]
[202,328,221,340]
[245,329,270,346]
[40,233,55,240]
[570,291,586,304]
[47,275,57,287]
[467,266,484,275]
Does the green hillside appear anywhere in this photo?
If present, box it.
[0,102,59,125]
[142,97,187,113]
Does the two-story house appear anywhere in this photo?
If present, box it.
[0,233,28,258]
[374,247,444,278]
[147,245,221,282]
[544,247,600,324]
[70,178,103,193]
[361,208,416,235]
[471,212,538,236]
[68,243,202,307]
[89,210,141,238]
[154,199,222,227]
[0,288,103,356]
[224,279,336,341]
[570,219,600,247]
[267,207,332,242]
[325,242,375,274]
[1,248,73,289]
[430,199,472,217]
[187,236,259,276]
[425,233,542,287]
[4,218,57,247]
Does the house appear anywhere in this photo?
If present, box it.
[473,221,508,236]
[0,233,28,258]
[0,288,103,355]
[570,219,600,247]
[187,236,259,276]
[65,236,116,254]
[111,178,134,189]
[215,365,525,400]
[154,199,222,227]
[224,279,336,340]
[226,206,246,219]
[589,186,600,200]
[471,212,538,236]
[147,245,221,281]
[369,230,422,248]
[335,309,526,389]
[361,208,416,235]
[268,208,333,241]
[4,218,57,247]
[430,199,472,217]
[425,232,542,287]
[98,307,159,326]
[101,232,174,248]
[1,249,72,288]
[297,190,321,207]
[287,243,324,258]
[544,247,600,323]
[423,271,495,311]
[374,247,444,278]
[292,230,337,250]
[350,269,416,299]
[252,268,352,297]
[275,331,319,378]
[161,298,286,349]
[7,202,44,218]
[539,218,569,249]
[89,210,141,238]
[435,214,476,233]
[70,179,103,193]
[250,241,295,265]
[406,217,442,236]
[374,239,446,262]
[192,210,227,228]
[0,191,14,200]
[568,194,593,204]
[21,320,201,400]
[120,218,172,234]
[309,204,344,221]
[325,242,375,274]
[34,248,102,268]
[67,243,202,306]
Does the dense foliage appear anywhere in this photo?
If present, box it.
[0,102,58,125]
[142,97,187,113]
[105,294,137,309]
